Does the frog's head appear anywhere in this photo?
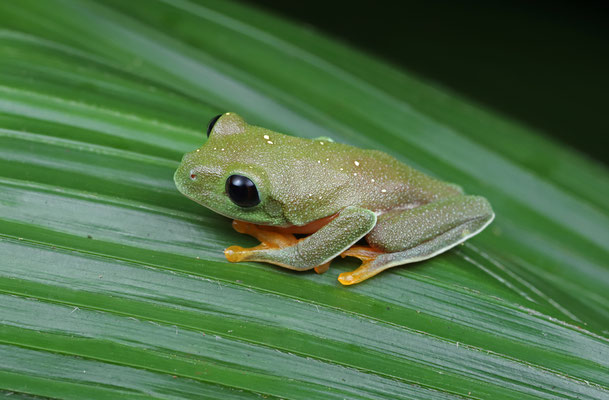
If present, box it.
[174,113,288,226]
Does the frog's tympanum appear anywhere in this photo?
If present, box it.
[175,113,494,285]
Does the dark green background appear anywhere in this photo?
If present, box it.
[240,0,609,165]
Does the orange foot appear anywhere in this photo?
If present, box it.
[314,262,330,274]
[338,245,385,285]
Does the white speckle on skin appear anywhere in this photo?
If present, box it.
[340,168,343,171]
[371,178,375,182]
[267,140,273,144]
[354,161,360,166]
[196,149,200,152]
[263,134,270,140]
[353,173,358,176]
[381,189,387,193]
[317,160,321,164]
[221,148,225,151]
[320,141,325,145]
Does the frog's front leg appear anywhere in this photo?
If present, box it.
[224,206,377,272]
[227,220,336,273]
[339,195,494,285]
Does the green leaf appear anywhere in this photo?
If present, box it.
[1,0,608,398]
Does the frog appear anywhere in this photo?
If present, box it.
[174,113,494,285]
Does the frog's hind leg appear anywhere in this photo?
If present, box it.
[338,195,494,285]
[338,221,482,285]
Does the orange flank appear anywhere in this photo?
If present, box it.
[264,213,338,235]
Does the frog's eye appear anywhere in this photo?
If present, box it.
[206,114,222,137]
[226,175,260,207]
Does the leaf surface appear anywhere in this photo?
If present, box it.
[1,1,608,399]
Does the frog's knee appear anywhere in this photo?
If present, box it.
[465,195,494,221]
[447,183,464,194]
[338,206,377,235]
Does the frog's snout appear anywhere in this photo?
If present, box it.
[176,151,198,175]
[179,150,196,166]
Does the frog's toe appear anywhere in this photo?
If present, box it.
[338,261,385,285]
[337,271,358,285]
[338,266,378,285]
[338,246,388,284]
[314,262,331,274]
[225,245,250,262]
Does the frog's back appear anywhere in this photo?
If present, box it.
[323,141,462,211]
[263,134,462,222]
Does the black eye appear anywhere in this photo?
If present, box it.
[206,114,222,137]
[225,175,260,207]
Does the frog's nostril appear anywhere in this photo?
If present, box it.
[189,170,197,180]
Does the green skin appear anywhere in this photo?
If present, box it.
[174,113,494,284]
